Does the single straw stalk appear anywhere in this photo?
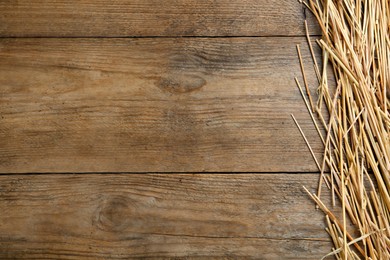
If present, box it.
[297,0,390,258]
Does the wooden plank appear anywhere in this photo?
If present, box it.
[0,0,320,37]
[0,173,333,259]
[0,37,324,173]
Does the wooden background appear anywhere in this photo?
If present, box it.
[0,1,334,259]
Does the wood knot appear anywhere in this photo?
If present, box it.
[93,196,131,232]
[156,74,206,94]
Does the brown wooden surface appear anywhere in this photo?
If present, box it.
[0,37,323,173]
[0,0,320,37]
[0,1,333,258]
[0,173,332,259]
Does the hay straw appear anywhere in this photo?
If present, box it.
[298,0,390,258]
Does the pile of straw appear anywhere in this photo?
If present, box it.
[296,0,389,259]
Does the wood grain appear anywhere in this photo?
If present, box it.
[0,2,335,258]
[0,173,334,259]
[0,0,320,37]
[0,37,324,173]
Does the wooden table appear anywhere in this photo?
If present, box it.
[0,1,334,258]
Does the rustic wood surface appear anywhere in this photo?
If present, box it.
[0,1,333,259]
[0,37,324,173]
[0,0,320,37]
[0,174,333,259]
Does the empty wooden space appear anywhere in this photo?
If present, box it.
[0,174,333,259]
[0,0,320,37]
[0,1,331,259]
[0,37,323,173]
